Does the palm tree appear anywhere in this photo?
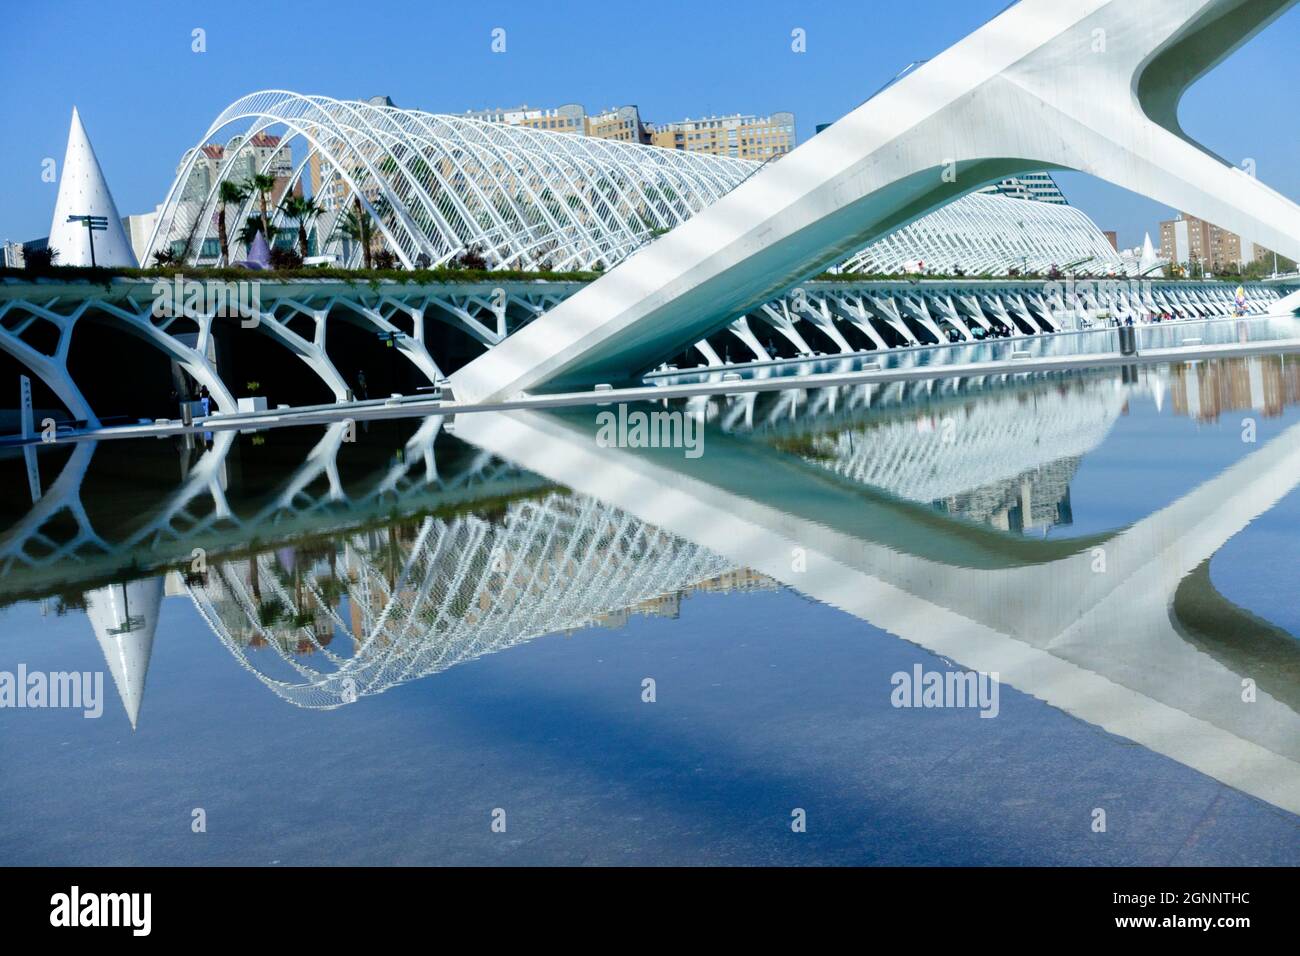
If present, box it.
[330,197,376,269]
[236,216,274,253]
[216,180,251,265]
[250,172,278,240]
[279,194,322,259]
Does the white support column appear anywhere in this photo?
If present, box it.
[868,294,920,345]
[452,0,1300,400]
[755,303,816,356]
[833,294,890,351]
[795,297,854,354]
[726,316,772,362]
[0,301,99,427]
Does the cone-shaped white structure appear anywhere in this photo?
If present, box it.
[1139,232,1163,277]
[86,577,163,729]
[1149,371,1167,413]
[47,107,138,267]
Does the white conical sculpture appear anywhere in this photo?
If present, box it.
[47,107,138,267]
[86,577,163,729]
[1138,232,1163,277]
[1149,371,1167,413]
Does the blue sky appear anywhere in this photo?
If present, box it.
[1,0,1297,249]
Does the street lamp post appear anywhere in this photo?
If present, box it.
[377,329,406,392]
[66,214,108,268]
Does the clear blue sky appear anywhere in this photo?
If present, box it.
[1,0,1297,249]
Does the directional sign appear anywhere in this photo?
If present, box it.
[66,213,110,267]
[19,376,41,504]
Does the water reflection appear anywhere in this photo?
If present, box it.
[3,356,1299,816]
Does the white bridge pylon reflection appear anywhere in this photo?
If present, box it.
[0,415,532,579]
[11,365,1299,810]
[182,371,1137,709]
[0,414,539,728]
[454,404,1300,816]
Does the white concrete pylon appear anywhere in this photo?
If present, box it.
[451,0,1300,401]
[86,577,163,729]
[1139,232,1163,277]
[47,107,138,268]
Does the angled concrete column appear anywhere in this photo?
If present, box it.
[869,295,921,345]
[754,303,816,356]
[454,408,1300,814]
[453,0,1300,401]
[726,316,772,362]
[794,298,854,354]
[693,339,724,367]
[829,295,891,351]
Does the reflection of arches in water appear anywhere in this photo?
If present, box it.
[753,381,1126,510]
[0,442,109,572]
[0,366,1127,583]
[189,492,734,708]
[8,363,1299,776]
[0,416,531,586]
[455,406,1300,813]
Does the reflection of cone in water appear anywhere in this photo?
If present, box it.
[1149,370,1166,413]
[85,577,163,730]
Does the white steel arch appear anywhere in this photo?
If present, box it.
[147,90,1126,280]
[841,193,1125,277]
[144,91,756,271]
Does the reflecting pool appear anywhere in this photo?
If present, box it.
[1,354,1298,864]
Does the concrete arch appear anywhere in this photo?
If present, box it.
[452,0,1300,400]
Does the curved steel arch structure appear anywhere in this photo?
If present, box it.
[144,90,755,271]
[840,193,1125,277]
[147,90,1132,280]
[451,0,1300,400]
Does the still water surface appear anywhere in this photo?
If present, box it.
[1,355,1298,864]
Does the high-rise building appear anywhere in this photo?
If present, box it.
[461,103,652,143]
[464,103,587,133]
[586,105,651,144]
[180,133,292,198]
[2,240,25,268]
[649,111,795,161]
[122,207,161,265]
[1158,213,1269,271]
[978,172,1069,204]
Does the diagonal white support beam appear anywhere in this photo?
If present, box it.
[453,0,1300,401]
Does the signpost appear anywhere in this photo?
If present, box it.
[105,582,145,635]
[66,213,109,268]
[376,329,406,393]
[19,375,42,504]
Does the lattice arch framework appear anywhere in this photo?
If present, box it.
[144,90,756,271]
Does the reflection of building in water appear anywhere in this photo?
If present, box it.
[1169,355,1300,423]
[201,556,339,656]
[690,568,777,594]
[589,567,778,630]
[766,382,1123,534]
[933,457,1079,534]
[451,399,1300,815]
[185,492,749,709]
[54,496,775,726]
